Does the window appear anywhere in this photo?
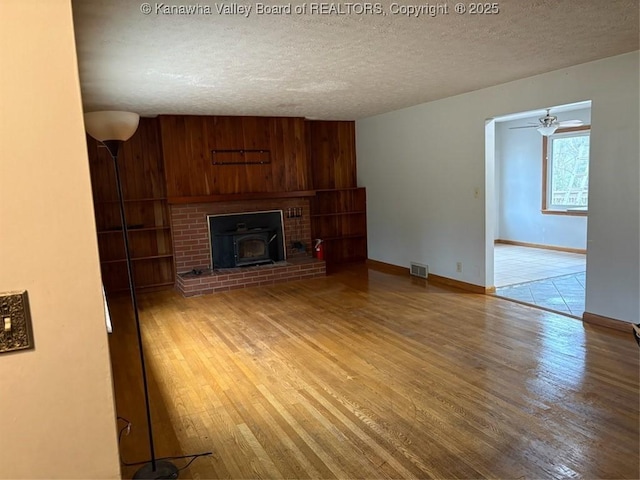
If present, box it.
[542,126,590,215]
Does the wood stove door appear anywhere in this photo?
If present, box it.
[233,232,273,267]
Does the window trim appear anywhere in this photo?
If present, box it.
[541,125,591,216]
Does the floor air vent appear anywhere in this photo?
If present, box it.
[410,262,428,279]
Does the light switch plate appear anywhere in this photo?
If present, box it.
[0,290,34,354]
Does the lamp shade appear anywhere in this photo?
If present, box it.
[537,125,558,136]
[84,111,140,142]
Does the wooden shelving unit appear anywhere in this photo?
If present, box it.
[310,188,367,264]
[87,118,175,293]
[307,121,368,266]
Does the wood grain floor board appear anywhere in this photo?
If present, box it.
[251,401,326,480]
[295,388,420,479]
[108,264,639,479]
[298,382,481,479]
[255,387,338,479]
[257,331,482,476]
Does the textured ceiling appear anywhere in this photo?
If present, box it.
[72,0,639,120]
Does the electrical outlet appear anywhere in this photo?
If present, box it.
[0,291,34,354]
[456,262,463,273]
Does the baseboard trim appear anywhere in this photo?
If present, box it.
[428,274,493,294]
[495,239,586,255]
[582,311,633,333]
[366,259,410,276]
[366,260,495,293]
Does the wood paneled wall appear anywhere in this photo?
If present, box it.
[87,117,174,293]
[88,116,364,284]
[306,121,357,190]
[159,115,310,199]
[88,117,167,202]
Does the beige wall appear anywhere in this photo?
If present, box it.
[0,1,120,478]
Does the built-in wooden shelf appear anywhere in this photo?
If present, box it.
[87,118,175,294]
[94,197,167,205]
[108,281,175,293]
[321,233,367,241]
[97,226,171,234]
[310,187,367,265]
[100,254,173,264]
[310,211,365,218]
[314,187,363,192]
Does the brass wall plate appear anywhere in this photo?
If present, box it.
[0,290,34,354]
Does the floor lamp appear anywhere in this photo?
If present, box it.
[84,111,179,479]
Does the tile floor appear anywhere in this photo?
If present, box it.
[494,244,587,317]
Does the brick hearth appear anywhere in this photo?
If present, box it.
[170,198,325,296]
[177,256,325,297]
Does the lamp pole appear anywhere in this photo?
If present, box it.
[101,139,179,479]
[85,111,210,479]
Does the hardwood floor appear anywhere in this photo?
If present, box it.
[107,264,639,479]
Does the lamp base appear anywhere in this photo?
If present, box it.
[132,460,179,479]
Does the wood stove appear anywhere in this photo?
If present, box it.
[234,229,274,266]
[208,211,285,269]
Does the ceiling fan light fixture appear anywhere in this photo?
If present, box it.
[537,125,558,136]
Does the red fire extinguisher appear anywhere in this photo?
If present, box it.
[314,239,324,260]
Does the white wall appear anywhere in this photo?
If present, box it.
[357,52,639,323]
[496,108,591,249]
[0,1,121,477]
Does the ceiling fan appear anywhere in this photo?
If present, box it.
[510,109,583,136]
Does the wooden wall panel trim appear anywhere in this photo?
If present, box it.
[294,118,310,190]
[167,190,316,204]
[160,115,308,198]
[306,120,357,190]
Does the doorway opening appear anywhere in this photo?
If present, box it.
[487,101,591,317]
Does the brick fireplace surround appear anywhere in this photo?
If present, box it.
[171,198,325,296]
